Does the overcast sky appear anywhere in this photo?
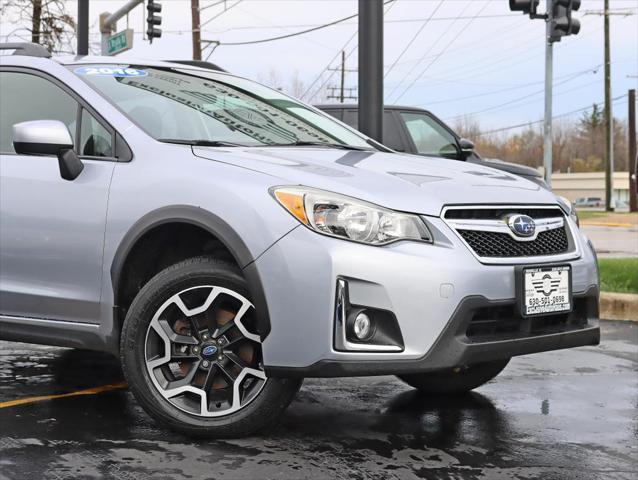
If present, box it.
[2,0,637,133]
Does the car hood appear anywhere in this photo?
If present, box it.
[473,158,543,178]
[193,147,559,216]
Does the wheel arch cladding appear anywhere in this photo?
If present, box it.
[110,205,272,341]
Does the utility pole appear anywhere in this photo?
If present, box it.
[604,0,614,211]
[191,0,202,60]
[77,0,89,55]
[543,0,554,187]
[340,50,346,103]
[358,0,383,142]
[326,86,357,102]
[327,51,358,103]
[629,89,637,212]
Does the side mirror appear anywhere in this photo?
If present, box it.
[13,120,84,181]
[459,138,475,152]
[458,138,475,160]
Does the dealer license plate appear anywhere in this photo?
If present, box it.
[521,265,572,316]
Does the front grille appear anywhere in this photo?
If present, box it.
[457,227,569,257]
[443,206,573,259]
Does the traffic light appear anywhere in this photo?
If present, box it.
[146,0,162,43]
[509,0,540,16]
[550,0,581,43]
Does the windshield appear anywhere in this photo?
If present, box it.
[70,65,373,149]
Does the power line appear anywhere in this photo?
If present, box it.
[200,0,242,29]
[300,0,397,100]
[419,65,602,107]
[299,32,357,100]
[393,0,493,103]
[476,94,629,136]
[383,0,444,79]
[199,10,638,35]
[386,1,475,101]
[445,70,603,120]
[208,1,397,48]
[447,78,604,122]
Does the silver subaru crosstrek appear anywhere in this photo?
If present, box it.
[0,44,600,438]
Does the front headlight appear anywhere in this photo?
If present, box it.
[557,195,579,227]
[271,186,432,245]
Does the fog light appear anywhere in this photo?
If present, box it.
[353,312,372,340]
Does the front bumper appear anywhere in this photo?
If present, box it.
[252,216,600,377]
[266,285,599,377]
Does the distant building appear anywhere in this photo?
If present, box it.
[551,172,631,205]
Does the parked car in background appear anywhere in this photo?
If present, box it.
[574,197,604,208]
[316,104,547,187]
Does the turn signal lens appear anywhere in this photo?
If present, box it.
[274,190,309,225]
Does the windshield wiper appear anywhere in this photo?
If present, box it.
[158,138,245,147]
[267,141,371,151]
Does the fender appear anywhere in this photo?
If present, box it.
[110,205,272,339]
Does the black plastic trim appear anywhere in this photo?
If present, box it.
[13,141,71,155]
[0,42,51,58]
[0,315,107,352]
[110,205,271,340]
[265,285,600,378]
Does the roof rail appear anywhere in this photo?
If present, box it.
[167,60,227,72]
[0,42,51,58]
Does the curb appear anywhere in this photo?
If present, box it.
[581,222,635,228]
[600,292,638,322]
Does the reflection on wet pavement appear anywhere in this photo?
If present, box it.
[0,321,636,479]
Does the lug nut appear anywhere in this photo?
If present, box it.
[193,346,200,354]
[202,333,210,340]
[202,360,210,368]
[218,337,226,346]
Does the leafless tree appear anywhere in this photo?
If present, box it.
[0,0,75,54]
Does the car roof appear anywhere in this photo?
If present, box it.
[315,103,433,114]
[56,55,229,73]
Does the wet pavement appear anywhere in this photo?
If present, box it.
[0,320,636,480]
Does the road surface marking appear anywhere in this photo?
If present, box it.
[0,382,128,409]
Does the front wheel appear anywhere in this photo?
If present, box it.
[397,359,510,394]
[120,257,301,438]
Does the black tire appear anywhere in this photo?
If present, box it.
[120,256,302,438]
[397,359,510,394]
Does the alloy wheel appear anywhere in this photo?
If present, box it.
[144,285,266,417]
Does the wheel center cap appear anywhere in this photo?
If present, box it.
[201,344,219,359]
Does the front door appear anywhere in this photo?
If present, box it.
[0,70,115,323]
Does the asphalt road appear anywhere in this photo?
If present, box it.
[0,321,636,480]
[582,225,638,258]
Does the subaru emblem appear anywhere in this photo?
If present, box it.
[506,214,536,237]
[202,345,218,357]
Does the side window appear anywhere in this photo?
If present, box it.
[399,112,460,159]
[382,112,406,152]
[0,71,78,154]
[80,108,112,157]
[342,110,358,130]
[340,110,406,151]
[321,108,343,121]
